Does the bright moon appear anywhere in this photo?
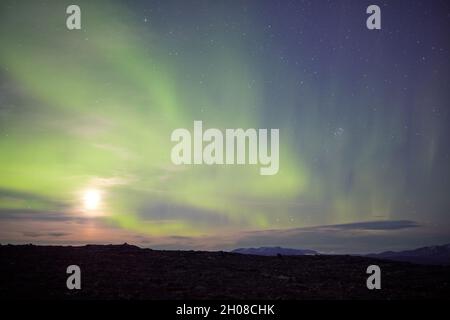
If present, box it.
[83,189,101,211]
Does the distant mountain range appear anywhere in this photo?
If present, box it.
[232,246,318,256]
[233,244,450,265]
[366,243,450,265]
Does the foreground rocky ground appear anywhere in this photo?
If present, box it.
[1,244,449,299]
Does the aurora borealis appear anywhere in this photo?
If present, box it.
[0,0,449,253]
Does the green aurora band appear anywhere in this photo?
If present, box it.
[0,0,448,242]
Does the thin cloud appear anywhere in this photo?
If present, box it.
[0,209,88,223]
[312,220,420,231]
[23,231,71,238]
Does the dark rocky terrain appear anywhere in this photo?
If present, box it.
[1,244,449,299]
[233,246,318,256]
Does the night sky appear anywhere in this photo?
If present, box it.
[0,0,449,253]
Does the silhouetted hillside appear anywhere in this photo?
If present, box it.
[233,246,317,256]
[1,244,449,299]
[367,244,450,265]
